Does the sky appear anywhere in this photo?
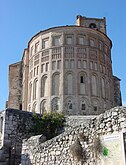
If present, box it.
[0,0,126,111]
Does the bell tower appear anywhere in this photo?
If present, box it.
[76,15,106,34]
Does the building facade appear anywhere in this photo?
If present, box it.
[7,15,122,115]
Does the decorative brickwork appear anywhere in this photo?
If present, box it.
[7,16,122,115]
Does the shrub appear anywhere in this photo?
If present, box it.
[92,136,103,159]
[69,138,83,161]
[31,112,65,139]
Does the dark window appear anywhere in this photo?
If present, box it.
[68,101,72,110]
[89,23,97,29]
[94,106,97,111]
[20,104,22,110]
[81,104,85,110]
[69,103,72,109]
[80,76,84,83]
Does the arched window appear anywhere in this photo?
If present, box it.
[79,72,87,95]
[52,73,60,95]
[80,99,86,110]
[80,98,89,115]
[51,97,60,111]
[33,79,38,100]
[40,100,47,114]
[81,102,85,110]
[91,75,98,96]
[92,99,99,112]
[68,100,73,110]
[89,23,97,29]
[101,78,105,98]
[65,96,76,115]
[65,73,73,95]
[41,75,48,97]
[65,97,74,115]
[29,82,32,102]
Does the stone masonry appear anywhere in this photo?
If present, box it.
[21,106,126,165]
[0,107,126,164]
[0,108,95,165]
[8,62,22,110]
[0,109,34,165]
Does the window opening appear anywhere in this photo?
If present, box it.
[89,23,97,29]
[81,104,85,110]
[68,100,72,109]
[94,106,97,111]
[80,76,84,83]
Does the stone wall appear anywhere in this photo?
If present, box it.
[0,109,34,165]
[8,62,22,110]
[21,106,126,165]
[0,108,94,165]
[0,107,126,165]
[65,115,96,130]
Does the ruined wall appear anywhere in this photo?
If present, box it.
[65,115,96,130]
[8,62,22,110]
[0,109,94,165]
[0,109,34,165]
[21,106,126,165]
[0,107,126,165]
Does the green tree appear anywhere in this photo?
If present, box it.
[31,112,65,139]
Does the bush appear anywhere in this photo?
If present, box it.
[31,112,65,139]
[69,138,83,161]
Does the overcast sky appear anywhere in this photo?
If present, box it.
[0,0,126,110]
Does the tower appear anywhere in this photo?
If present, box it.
[8,15,122,115]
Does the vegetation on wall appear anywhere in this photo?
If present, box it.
[31,112,66,139]
[69,138,83,161]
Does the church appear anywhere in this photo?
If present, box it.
[7,15,122,115]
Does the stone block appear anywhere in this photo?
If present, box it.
[112,111,118,116]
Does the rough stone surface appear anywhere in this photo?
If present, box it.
[8,62,22,110]
[0,109,34,165]
[21,106,126,165]
[0,107,126,164]
[0,108,95,165]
